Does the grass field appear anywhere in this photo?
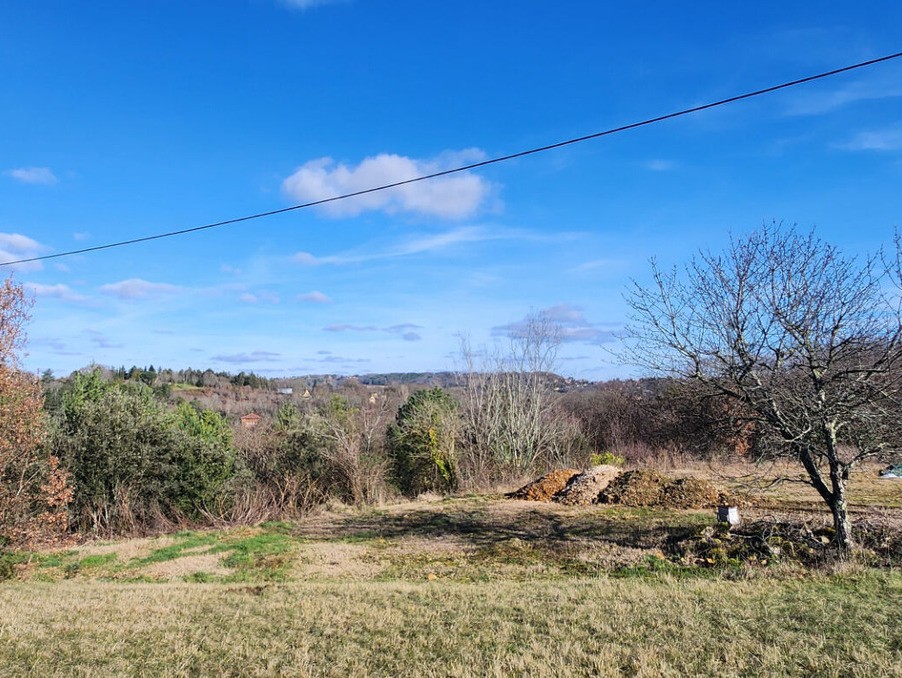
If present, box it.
[1,462,900,676]
[2,574,900,677]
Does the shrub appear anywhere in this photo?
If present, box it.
[314,395,391,505]
[53,370,239,534]
[0,277,47,543]
[388,388,460,496]
[590,452,626,467]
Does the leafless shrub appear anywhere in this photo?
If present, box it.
[456,314,589,488]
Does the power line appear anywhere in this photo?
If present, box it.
[4,50,902,268]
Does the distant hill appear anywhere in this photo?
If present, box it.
[353,372,461,387]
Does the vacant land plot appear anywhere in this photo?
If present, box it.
[3,575,901,677]
[1,462,900,676]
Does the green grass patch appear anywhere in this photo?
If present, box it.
[213,532,295,582]
[132,531,220,566]
[36,550,78,569]
[78,553,117,568]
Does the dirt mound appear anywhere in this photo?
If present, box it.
[553,465,622,505]
[511,466,764,510]
[600,471,745,509]
[599,470,668,506]
[507,468,581,502]
[660,477,722,509]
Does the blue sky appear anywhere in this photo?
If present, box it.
[2,1,901,380]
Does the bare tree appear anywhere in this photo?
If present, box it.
[625,224,902,555]
[315,393,392,506]
[458,313,586,485]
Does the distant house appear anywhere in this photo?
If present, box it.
[278,387,293,396]
[240,412,262,429]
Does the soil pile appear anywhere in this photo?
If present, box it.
[598,470,668,506]
[507,468,581,502]
[554,465,622,505]
[660,477,722,509]
[510,467,762,510]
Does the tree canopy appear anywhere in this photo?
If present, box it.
[626,224,902,554]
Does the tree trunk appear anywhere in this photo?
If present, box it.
[797,445,855,557]
[829,463,854,557]
[830,498,854,557]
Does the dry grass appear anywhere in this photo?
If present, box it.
[660,459,902,509]
[2,466,900,675]
[1,575,899,676]
[142,553,232,580]
[78,535,177,560]
[291,542,381,580]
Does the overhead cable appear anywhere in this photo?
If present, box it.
[3,50,901,267]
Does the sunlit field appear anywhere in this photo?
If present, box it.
[3,462,900,677]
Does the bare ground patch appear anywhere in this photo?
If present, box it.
[77,534,177,561]
[140,553,233,580]
[292,542,383,579]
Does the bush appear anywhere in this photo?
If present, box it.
[314,395,391,505]
[0,277,47,543]
[388,388,460,496]
[53,370,239,534]
[589,452,626,467]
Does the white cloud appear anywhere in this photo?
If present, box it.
[281,0,344,9]
[0,232,46,271]
[99,278,181,300]
[293,251,319,265]
[24,282,88,304]
[86,331,123,349]
[31,337,68,352]
[298,290,332,303]
[493,304,617,345]
[570,257,627,274]
[212,351,282,364]
[281,149,492,219]
[385,323,423,342]
[292,226,504,266]
[237,290,280,304]
[644,159,676,172]
[785,69,902,116]
[4,166,57,185]
[837,125,902,152]
[324,324,378,332]
[309,355,370,365]
[323,322,422,341]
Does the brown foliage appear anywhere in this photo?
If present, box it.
[0,278,47,542]
[16,456,76,546]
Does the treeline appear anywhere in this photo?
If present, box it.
[56,365,280,390]
[560,378,753,460]
[0,362,768,543]
[1,358,767,544]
